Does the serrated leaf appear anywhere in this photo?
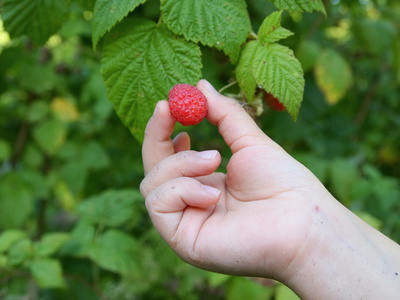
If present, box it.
[258,11,293,44]
[29,258,65,289]
[87,230,139,276]
[101,18,202,143]
[34,233,71,257]
[1,0,70,45]
[236,41,259,102]
[252,43,304,119]
[77,189,143,227]
[314,48,353,105]
[92,0,146,48]
[270,0,326,15]
[160,0,250,63]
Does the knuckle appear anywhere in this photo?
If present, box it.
[139,178,150,198]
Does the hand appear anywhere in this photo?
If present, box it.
[140,79,330,280]
[140,80,400,299]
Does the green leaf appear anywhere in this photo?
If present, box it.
[352,18,397,55]
[101,18,202,143]
[33,118,67,156]
[252,43,304,119]
[0,173,34,229]
[269,0,326,15]
[22,144,44,168]
[80,141,110,170]
[314,48,353,105]
[236,39,304,118]
[26,101,49,123]
[0,139,12,162]
[92,0,147,48]
[73,0,96,11]
[8,238,33,266]
[275,283,300,300]
[296,40,321,73]
[0,230,27,253]
[354,211,383,231]
[34,233,71,257]
[0,255,7,267]
[61,221,95,257]
[29,258,65,289]
[227,277,273,300]
[258,11,293,44]
[236,41,259,102]
[329,158,359,205]
[87,230,140,276]
[161,0,251,62]
[60,160,88,195]
[1,0,70,45]
[77,189,143,227]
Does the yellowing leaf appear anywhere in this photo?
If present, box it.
[51,97,79,122]
[314,48,353,105]
[54,181,77,211]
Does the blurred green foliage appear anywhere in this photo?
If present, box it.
[0,0,399,299]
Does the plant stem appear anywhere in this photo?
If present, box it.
[157,12,163,26]
[92,221,105,289]
[218,80,238,94]
[11,121,30,168]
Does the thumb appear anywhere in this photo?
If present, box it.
[197,79,272,154]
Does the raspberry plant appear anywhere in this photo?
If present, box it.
[0,0,326,143]
[96,0,325,142]
[2,0,400,299]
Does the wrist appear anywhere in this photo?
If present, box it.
[283,193,400,299]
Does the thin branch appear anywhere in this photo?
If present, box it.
[11,121,30,168]
[218,80,238,94]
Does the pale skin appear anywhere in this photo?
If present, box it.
[140,79,400,299]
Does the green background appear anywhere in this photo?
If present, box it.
[0,0,399,299]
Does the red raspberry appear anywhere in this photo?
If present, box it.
[263,91,286,111]
[168,84,208,126]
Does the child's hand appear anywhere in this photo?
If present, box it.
[140,80,400,299]
[140,79,328,279]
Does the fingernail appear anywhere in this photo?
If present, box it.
[197,150,218,160]
[202,79,219,95]
[202,184,221,197]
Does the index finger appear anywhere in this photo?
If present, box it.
[197,80,271,154]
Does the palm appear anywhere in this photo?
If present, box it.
[181,144,319,277]
[141,81,324,279]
